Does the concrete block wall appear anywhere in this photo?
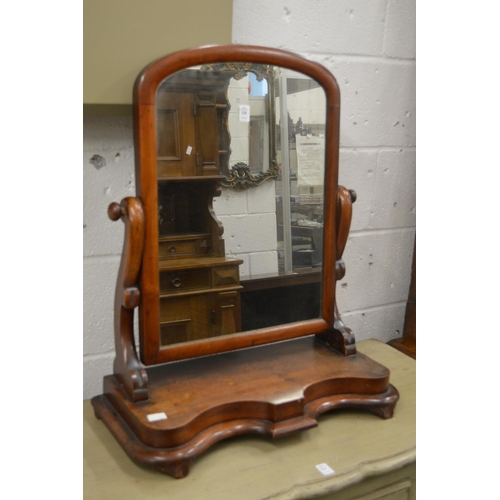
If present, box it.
[232,0,416,342]
[83,0,415,399]
[227,76,250,164]
[215,181,279,277]
[83,115,136,398]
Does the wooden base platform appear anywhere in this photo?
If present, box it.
[92,336,399,478]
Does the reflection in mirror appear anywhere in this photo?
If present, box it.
[200,62,279,189]
[155,64,327,347]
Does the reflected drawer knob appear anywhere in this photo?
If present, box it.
[169,246,176,253]
[172,278,182,288]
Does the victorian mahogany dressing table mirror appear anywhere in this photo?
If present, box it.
[91,45,399,479]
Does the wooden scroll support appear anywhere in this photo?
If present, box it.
[107,197,149,402]
[317,186,357,355]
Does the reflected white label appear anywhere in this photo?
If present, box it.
[186,146,193,155]
[239,105,250,122]
[296,136,325,187]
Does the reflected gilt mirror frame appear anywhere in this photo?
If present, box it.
[200,62,279,190]
[134,45,349,365]
[92,45,399,479]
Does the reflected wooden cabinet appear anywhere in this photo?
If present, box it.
[155,71,242,350]
[156,70,232,178]
[159,258,242,346]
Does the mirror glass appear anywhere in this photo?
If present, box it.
[155,63,327,346]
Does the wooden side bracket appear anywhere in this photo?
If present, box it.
[108,198,149,402]
[317,186,357,355]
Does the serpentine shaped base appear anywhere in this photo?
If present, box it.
[92,336,398,479]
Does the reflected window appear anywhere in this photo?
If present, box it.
[248,71,268,96]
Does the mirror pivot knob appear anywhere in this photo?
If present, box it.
[108,202,123,221]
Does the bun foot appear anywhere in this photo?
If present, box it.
[155,459,194,479]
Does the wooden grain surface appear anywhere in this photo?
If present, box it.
[84,340,415,499]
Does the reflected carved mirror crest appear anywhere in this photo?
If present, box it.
[92,44,399,479]
[199,61,279,190]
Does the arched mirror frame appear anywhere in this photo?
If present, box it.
[134,45,348,365]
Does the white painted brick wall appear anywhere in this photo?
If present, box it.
[214,182,279,277]
[227,76,250,164]
[232,0,416,343]
[83,115,136,399]
[83,0,415,398]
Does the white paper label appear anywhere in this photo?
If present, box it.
[239,105,250,122]
[315,463,335,476]
[147,412,168,422]
[186,146,193,155]
[296,135,325,187]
